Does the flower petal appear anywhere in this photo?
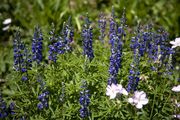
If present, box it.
[172,85,180,92]
[109,93,116,99]
[128,98,133,104]
[3,18,12,25]
[117,84,123,89]
[170,41,175,45]
[136,103,143,109]
[173,114,180,118]
[121,88,128,95]
[140,98,148,105]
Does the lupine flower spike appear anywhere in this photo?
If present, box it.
[127,49,140,93]
[37,76,49,110]
[109,6,116,44]
[79,81,90,118]
[107,7,123,85]
[98,12,106,43]
[21,47,32,81]
[48,23,58,62]
[32,26,43,64]
[13,30,25,71]
[82,13,94,61]
[0,93,8,118]
[128,28,141,92]
[0,93,15,118]
[48,23,65,63]
[61,16,74,51]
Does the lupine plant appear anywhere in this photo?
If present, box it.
[1,6,180,120]
[98,12,106,43]
[82,14,94,61]
[79,81,90,118]
[32,26,43,64]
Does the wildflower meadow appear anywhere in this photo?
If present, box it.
[0,1,180,120]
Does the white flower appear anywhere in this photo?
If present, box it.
[173,114,180,119]
[106,83,119,99]
[2,25,10,31]
[172,85,180,92]
[128,91,148,109]
[116,84,128,96]
[170,37,180,48]
[3,18,12,25]
[106,83,128,99]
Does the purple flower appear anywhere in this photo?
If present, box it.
[48,24,66,63]
[13,30,31,80]
[79,81,90,118]
[0,94,15,118]
[61,17,74,51]
[108,35,122,85]
[82,15,94,61]
[37,76,49,110]
[37,90,49,110]
[98,13,106,43]
[13,30,25,71]
[32,26,43,64]
[127,49,140,93]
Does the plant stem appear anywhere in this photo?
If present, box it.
[150,85,157,119]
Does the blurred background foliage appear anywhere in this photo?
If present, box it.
[0,0,180,78]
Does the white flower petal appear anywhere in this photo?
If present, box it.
[106,84,119,99]
[133,98,139,104]
[106,91,110,96]
[128,98,133,104]
[121,88,128,95]
[136,103,143,109]
[117,84,123,89]
[173,114,180,118]
[109,93,116,99]
[139,98,148,105]
[130,91,148,107]
[3,18,11,25]
[175,37,180,42]
[139,93,146,99]
[2,25,10,31]
[172,85,180,92]
[170,37,180,48]
[170,41,175,45]
[134,91,144,98]
[172,45,177,48]
[106,86,112,96]
[111,83,118,88]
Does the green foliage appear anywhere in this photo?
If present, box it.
[2,36,179,119]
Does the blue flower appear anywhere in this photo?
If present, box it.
[37,76,49,110]
[48,24,66,63]
[37,90,49,110]
[13,30,25,71]
[8,102,15,115]
[98,13,106,43]
[79,81,90,118]
[0,94,15,118]
[108,35,122,85]
[32,26,43,64]
[13,30,31,81]
[127,49,140,93]
[82,15,94,61]
[61,17,74,51]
